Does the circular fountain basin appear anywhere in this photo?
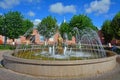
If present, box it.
[3,50,117,78]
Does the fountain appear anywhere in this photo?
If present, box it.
[25,28,106,60]
[3,28,117,78]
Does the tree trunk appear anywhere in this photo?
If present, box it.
[4,36,7,47]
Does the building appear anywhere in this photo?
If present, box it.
[0,28,76,45]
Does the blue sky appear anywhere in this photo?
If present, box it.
[0,0,120,29]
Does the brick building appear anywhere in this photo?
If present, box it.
[0,28,76,45]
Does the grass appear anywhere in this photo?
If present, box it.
[0,44,15,50]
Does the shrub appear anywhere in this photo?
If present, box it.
[0,44,15,50]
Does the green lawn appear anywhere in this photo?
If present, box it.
[0,44,15,50]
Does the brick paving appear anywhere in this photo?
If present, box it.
[0,50,120,80]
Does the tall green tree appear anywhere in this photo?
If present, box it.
[101,20,113,43]
[0,15,4,35]
[111,12,120,39]
[37,16,58,39]
[69,14,98,39]
[0,14,8,45]
[59,22,72,40]
[4,11,23,41]
[22,19,33,36]
[69,14,97,31]
[3,11,33,42]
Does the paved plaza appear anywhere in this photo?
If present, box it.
[0,50,120,80]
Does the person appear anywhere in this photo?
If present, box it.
[108,43,112,48]
[12,42,15,46]
[111,44,117,51]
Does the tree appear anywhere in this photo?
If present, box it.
[0,15,4,35]
[37,16,58,39]
[69,14,97,39]
[22,19,33,36]
[4,11,23,42]
[59,22,72,40]
[69,14,97,31]
[111,12,120,39]
[3,11,33,42]
[0,14,8,45]
[101,20,113,43]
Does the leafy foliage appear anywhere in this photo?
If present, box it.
[0,15,8,45]
[22,19,33,34]
[111,12,120,39]
[69,14,97,31]
[22,19,33,37]
[0,44,15,50]
[0,11,33,42]
[4,11,23,41]
[101,20,113,43]
[37,16,58,39]
[0,15,4,35]
[59,22,72,39]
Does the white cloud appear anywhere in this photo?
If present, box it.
[0,0,20,9]
[85,0,111,15]
[33,19,41,26]
[28,11,35,17]
[0,0,41,9]
[49,2,76,14]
